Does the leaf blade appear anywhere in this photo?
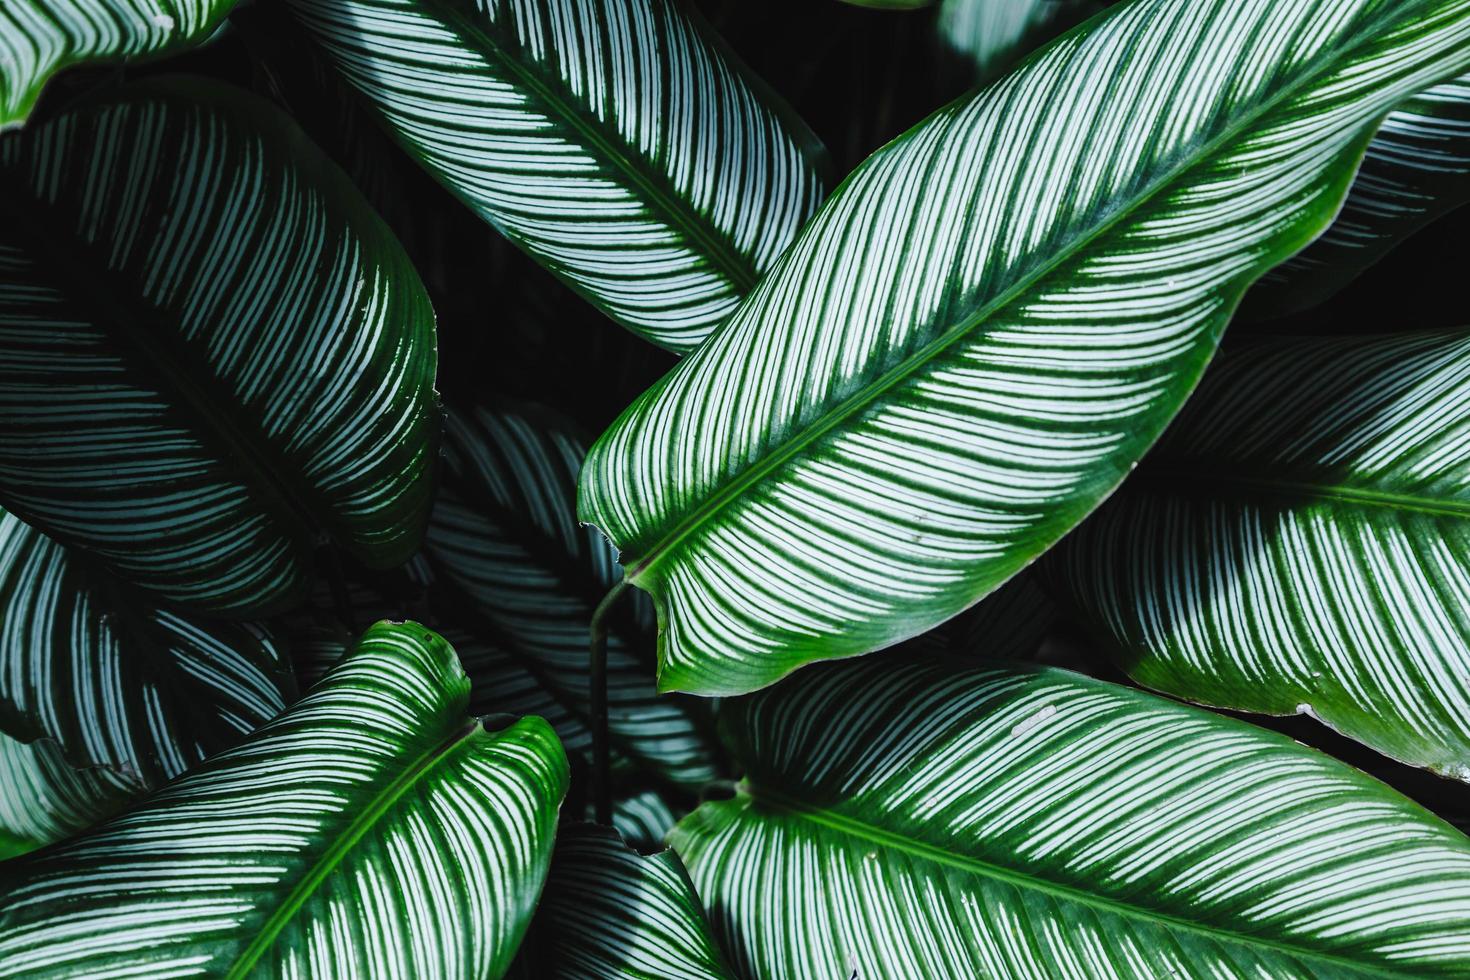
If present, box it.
[580,0,1470,696]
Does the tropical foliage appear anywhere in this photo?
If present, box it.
[2,0,1470,976]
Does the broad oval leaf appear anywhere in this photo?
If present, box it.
[0,508,296,784]
[427,407,719,788]
[0,78,440,618]
[938,0,1097,79]
[675,655,1470,978]
[0,0,236,129]
[283,0,829,353]
[0,733,134,860]
[579,0,1470,696]
[1253,73,1470,316]
[1048,332,1470,780]
[0,621,569,978]
[528,823,732,980]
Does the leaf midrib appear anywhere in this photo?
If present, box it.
[417,0,761,294]
[223,718,482,978]
[1133,463,1470,520]
[747,786,1417,980]
[624,3,1428,582]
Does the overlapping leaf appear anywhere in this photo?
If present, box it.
[580,0,1470,697]
[427,407,718,788]
[0,0,236,129]
[0,734,134,860]
[0,621,569,978]
[0,79,439,618]
[0,508,296,786]
[1255,73,1470,315]
[528,823,732,980]
[283,0,829,353]
[1049,332,1470,779]
[674,655,1470,977]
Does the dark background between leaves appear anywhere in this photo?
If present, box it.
[20,0,1469,827]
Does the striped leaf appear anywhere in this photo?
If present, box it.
[282,0,828,353]
[579,0,1470,697]
[427,407,719,788]
[0,78,440,618]
[0,0,235,129]
[529,823,732,980]
[1048,332,1470,780]
[1254,73,1470,315]
[0,508,296,786]
[0,621,570,978]
[0,733,135,860]
[674,655,1470,978]
[938,0,1098,79]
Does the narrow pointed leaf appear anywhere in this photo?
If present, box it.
[531,823,732,980]
[1253,73,1470,315]
[0,508,296,784]
[0,79,439,617]
[0,734,136,859]
[427,407,718,788]
[1049,332,1470,780]
[0,621,569,978]
[282,0,828,353]
[580,0,1470,697]
[675,655,1470,978]
[0,0,236,129]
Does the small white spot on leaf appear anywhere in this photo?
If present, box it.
[152,13,175,29]
[1011,703,1057,738]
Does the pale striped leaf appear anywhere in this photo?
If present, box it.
[0,508,296,786]
[427,407,719,788]
[0,733,136,860]
[938,0,1098,79]
[674,655,1470,978]
[579,0,1470,697]
[0,0,235,129]
[282,0,828,353]
[530,823,732,980]
[0,621,569,978]
[1255,73,1470,315]
[1048,332,1470,779]
[0,78,440,618]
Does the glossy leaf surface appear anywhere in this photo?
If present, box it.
[581,0,1470,696]
[675,656,1470,977]
[0,622,568,978]
[284,0,828,353]
[0,79,440,617]
[1050,332,1470,779]
[0,0,236,128]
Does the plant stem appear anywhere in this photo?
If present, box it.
[589,578,631,825]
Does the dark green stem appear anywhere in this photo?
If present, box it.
[589,578,632,825]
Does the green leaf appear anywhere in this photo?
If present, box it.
[0,0,237,129]
[675,655,1470,977]
[1252,73,1470,316]
[427,407,719,788]
[0,508,296,784]
[0,621,569,978]
[0,78,440,618]
[530,823,733,980]
[282,0,829,353]
[580,0,1470,697]
[0,733,136,859]
[1047,332,1470,780]
[938,0,1098,79]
